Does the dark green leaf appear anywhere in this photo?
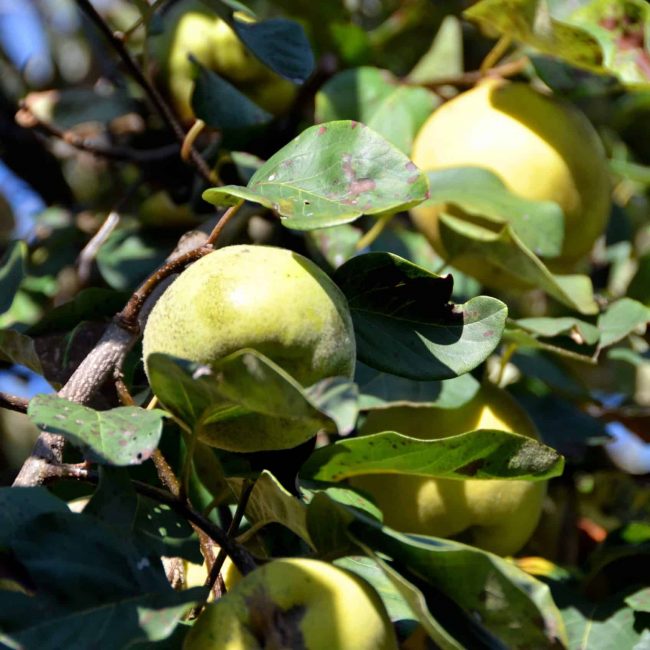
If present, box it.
[27,395,166,466]
[315,67,438,154]
[191,62,272,129]
[84,466,138,536]
[0,241,26,316]
[202,121,429,230]
[427,167,565,257]
[230,15,314,83]
[302,429,563,482]
[335,252,507,380]
[0,487,68,548]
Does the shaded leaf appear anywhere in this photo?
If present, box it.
[146,350,334,446]
[203,121,429,230]
[335,252,507,380]
[230,15,314,83]
[228,471,312,546]
[0,241,26,316]
[408,15,464,84]
[515,316,601,346]
[356,363,481,410]
[427,167,565,257]
[0,487,68,548]
[27,395,166,466]
[439,214,598,314]
[191,62,272,129]
[0,329,44,375]
[301,429,563,482]
[315,67,438,154]
[306,377,359,436]
[84,466,138,537]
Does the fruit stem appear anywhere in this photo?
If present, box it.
[480,35,512,75]
[205,200,245,246]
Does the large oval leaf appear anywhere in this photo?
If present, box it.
[335,252,507,380]
[203,120,429,230]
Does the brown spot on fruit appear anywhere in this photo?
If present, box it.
[246,588,308,650]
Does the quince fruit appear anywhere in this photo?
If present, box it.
[410,78,610,289]
[350,383,546,556]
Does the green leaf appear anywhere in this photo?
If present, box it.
[301,429,563,482]
[626,587,650,613]
[408,15,464,84]
[191,62,272,129]
[439,213,598,314]
[427,167,565,258]
[0,241,26,316]
[0,329,45,375]
[464,0,603,72]
[146,350,335,450]
[230,15,314,83]
[228,470,312,546]
[335,252,507,380]
[356,364,481,410]
[0,487,68,548]
[306,377,359,436]
[202,121,429,230]
[597,298,650,348]
[27,395,166,466]
[84,466,138,537]
[515,317,601,345]
[315,67,438,154]
[306,493,568,649]
[333,555,418,623]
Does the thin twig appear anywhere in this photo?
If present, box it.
[15,102,180,163]
[75,0,214,183]
[0,392,29,414]
[77,211,121,285]
[410,57,528,89]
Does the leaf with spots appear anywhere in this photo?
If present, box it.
[334,252,507,380]
[27,395,166,466]
[202,120,429,230]
[301,429,563,483]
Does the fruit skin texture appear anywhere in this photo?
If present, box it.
[350,384,546,556]
[151,1,296,123]
[184,558,398,650]
[410,78,610,288]
[142,245,356,451]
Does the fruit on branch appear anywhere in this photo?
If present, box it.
[350,383,546,556]
[142,245,356,451]
[151,1,296,123]
[410,78,611,288]
[184,558,398,650]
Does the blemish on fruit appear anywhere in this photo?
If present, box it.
[318,126,327,136]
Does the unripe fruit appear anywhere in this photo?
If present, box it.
[142,245,356,451]
[350,384,546,556]
[184,558,398,650]
[410,78,611,288]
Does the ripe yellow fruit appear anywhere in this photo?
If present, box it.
[151,1,296,123]
[142,245,356,452]
[410,78,610,288]
[184,558,398,650]
[350,383,546,556]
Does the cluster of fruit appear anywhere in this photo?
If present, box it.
[146,21,611,644]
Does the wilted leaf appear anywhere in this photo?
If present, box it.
[27,395,166,465]
[335,252,507,380]
[203,121,429,230]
